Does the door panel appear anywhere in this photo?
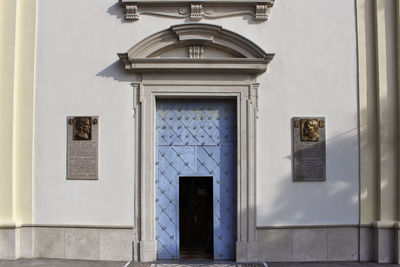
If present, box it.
[156,99,236,260]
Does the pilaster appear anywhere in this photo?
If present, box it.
[374,0,398,226]
[0,0,18,229]
[0,0,36,259]
[396,1,400,264]
[0,0,36,226]
[357,0,400,263]
[373,0,399,262]
[357,0,378,227]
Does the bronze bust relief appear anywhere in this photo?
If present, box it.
[300,119,319,142]
[73,117,92,141]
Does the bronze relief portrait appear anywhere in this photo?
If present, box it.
[300,119,319,142]
[73,117,92,140]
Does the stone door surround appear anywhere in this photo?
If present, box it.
[118,23,274,262]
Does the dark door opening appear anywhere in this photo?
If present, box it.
[179,177,213,259]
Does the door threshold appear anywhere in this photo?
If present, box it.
[156,259,236,263]
[129,261,265,267]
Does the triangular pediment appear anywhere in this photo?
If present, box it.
[118,24,274,74]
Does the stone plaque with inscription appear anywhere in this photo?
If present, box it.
[293,117,326,181]
[67,116,98,180]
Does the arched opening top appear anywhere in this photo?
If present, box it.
[118,23,274,74]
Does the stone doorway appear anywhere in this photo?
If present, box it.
[119,23,273,262]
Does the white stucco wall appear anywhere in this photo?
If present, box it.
[34,0,358,226]
[255,0,359,226]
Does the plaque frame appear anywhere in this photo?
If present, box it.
[67,116,99,180]
[292,117,326,182]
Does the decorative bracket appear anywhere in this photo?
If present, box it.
[188,46,204,58]
[131,82,141,110]
[190,4,203,20]
[118,0,275,22]
[255,4,269,21]
[125,4,139,20]
[250,83,260,118]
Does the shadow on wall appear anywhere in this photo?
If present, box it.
[107,2,130,23]
[258,116,359,225]
[96,60,139,82]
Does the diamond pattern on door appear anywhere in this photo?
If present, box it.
[156,99,237,260]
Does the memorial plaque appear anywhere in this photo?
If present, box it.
[67,116,98,180]
[293,117,326,181]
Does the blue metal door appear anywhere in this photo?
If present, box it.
[155,99,237,260]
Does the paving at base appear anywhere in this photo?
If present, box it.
[1,260,400,267]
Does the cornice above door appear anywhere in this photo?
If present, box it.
[118,0,275,21]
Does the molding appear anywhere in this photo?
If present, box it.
[0,224,20,229]
[257,224,360,230]
[119,58,272,74]
[360,223,374,228]
[118,0,275,21]
[372,220,399,229]
[118,23,274,74]
[0,224,136,229]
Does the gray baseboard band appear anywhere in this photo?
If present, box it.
[1,223,392,230]
[257,224,363,229]
[0,224,136,229]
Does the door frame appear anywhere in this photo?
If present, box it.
[133,80,259,262]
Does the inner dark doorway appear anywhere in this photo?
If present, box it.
[179,177,213,259]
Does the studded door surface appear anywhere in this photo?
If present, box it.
[156,99,237,260]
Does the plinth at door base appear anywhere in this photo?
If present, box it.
[236,241,258,262]
[139,240,157,262]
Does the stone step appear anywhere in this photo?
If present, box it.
[129,263,265,267]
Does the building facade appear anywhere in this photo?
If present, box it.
[0,0,399,263]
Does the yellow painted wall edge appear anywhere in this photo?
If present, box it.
[0,0,36,226]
